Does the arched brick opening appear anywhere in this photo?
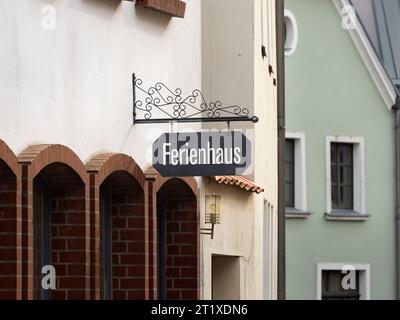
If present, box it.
[0,139,21,299]
[86,154,146,300]
[155,176,200,300]
[18,145,89,300]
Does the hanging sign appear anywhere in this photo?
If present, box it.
[152,131,251,177]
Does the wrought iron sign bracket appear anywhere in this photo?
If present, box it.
[132,74,259,125]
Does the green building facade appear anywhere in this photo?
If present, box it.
[285,0,397,300]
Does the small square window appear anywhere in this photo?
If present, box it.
[322,270,361,300]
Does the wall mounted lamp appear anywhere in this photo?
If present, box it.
[200,194,221,240]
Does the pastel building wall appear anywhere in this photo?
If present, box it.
[285,0,396,300]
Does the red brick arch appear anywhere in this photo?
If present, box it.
[18,144,90,300]
[145,167,199,196]
[86,153,145,189]
[86,153,147,300]
[0,139,21,299]
[145,167,200,300]
[0,139,19,175]
[18,144,88,183]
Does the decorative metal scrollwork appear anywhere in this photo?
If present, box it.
[133,74,259,124]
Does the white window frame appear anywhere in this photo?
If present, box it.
[325,136,366,214]
[317,263,370,300]
[284,9,299,57]
[286,132,307,212]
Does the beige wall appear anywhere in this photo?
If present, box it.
[201,0,278,300]
[200,180,254,299]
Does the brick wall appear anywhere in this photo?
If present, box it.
[106,190,146,300]
[0,143,200,300]
[20,164,32,299]
[165,197,198,300]
[89,174,101,299]
[50,185,87,300]
[0,160,18,299]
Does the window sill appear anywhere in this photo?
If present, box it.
[325,210,370,222]
[286,208,312,219]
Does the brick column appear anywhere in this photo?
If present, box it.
[20,163,33,300]
[88,174,101,300]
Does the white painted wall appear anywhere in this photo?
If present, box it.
[0,0,201,167]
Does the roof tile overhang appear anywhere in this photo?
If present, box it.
[208,176,265,194]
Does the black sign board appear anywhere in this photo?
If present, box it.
[152,131,251,177]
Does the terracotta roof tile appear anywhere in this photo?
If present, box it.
[209,176,264,194]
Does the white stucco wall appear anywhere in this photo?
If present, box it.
[0,0,201,167]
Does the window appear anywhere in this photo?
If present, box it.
[325,136,366,219]
[322,270,360,300]
[284,9,299,56]
[331,143,354,210]
[285,139,295,208]
[285,133,308,217]
[317,263,370,300]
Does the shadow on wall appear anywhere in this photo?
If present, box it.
[128,3,172,36]
[68,0,171,36]
[68,0,121,21]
